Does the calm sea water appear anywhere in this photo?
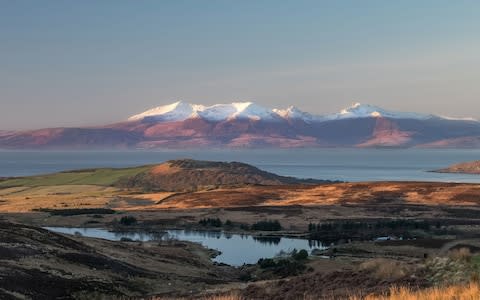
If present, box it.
[44,227,325,266]
[1,149,480,182]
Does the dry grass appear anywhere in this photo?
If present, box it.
[153,283,480,300]
[151,295,241,300]
[0,185,119,212]
[358,258,411,280]
[1,180,480,213]
[448,247,472,262]
[354,282,480,300]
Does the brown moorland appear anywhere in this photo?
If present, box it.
[2,160,480,299]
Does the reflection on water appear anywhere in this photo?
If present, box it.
[44,227,327,266]
[253,236,281,245]
[308,239,325,248]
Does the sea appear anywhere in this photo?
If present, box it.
[0,148,479,183]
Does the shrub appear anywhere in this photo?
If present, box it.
[292,249,309,260]
[257,257,307,277]
[258,258,277,269]
[239,271,252,282]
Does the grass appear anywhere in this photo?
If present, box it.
[157,283,480,299]
[358,258,410,280]
[355,282,480,300]
[0,166,151,188]
[472,255,480,269]
[33,208,116,216]
[152,283,480,299]
[0,185,120,212]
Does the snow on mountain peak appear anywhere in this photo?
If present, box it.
[128,101,201,121]
[339,103,385,117]
[273,106,318,122]
[232,102,254,112]
[129,101,282,122]
[128,101,466,123]
[231,102,280,120]
[333,102,432,120]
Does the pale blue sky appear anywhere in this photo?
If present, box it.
[1,0,479,129]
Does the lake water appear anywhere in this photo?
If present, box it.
[44,227,324,266]
[1,149,479,182]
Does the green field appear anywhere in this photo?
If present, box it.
[0,166,151,188]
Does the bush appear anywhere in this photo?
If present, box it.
[239,271,252,282]
[119,216,137,226]
[292,249,309,260]
[257,256,307,277]
[258,258,277,269]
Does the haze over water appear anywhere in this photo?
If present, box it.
[1,149,479,183]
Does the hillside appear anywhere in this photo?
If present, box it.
[0,159,325,192]
[0,222,236,299]
[0,166,151,188]
[434,160,480,174]
[118,159,324,191]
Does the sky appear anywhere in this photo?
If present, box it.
[1,0,479,130]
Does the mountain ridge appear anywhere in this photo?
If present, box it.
[128,101,458,123]
[1,102,480,149]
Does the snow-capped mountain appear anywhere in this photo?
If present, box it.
[129,101,283,122]
[1,101,479,149]
[128,101,279,122]
[273,106,320,123]
[128,101,444,123]
[128,101,204,122]
[324,103,434,121]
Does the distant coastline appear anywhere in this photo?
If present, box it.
[432,160,480,174]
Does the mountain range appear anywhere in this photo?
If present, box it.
[1,101,480,149]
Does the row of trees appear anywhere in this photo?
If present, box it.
[198,218,283,231]
[308,219,431,232]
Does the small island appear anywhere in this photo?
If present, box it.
[433,160,480,174]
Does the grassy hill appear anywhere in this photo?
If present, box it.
[0,166,150,188]
[0,159,324,191]
[117,159,325,192]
